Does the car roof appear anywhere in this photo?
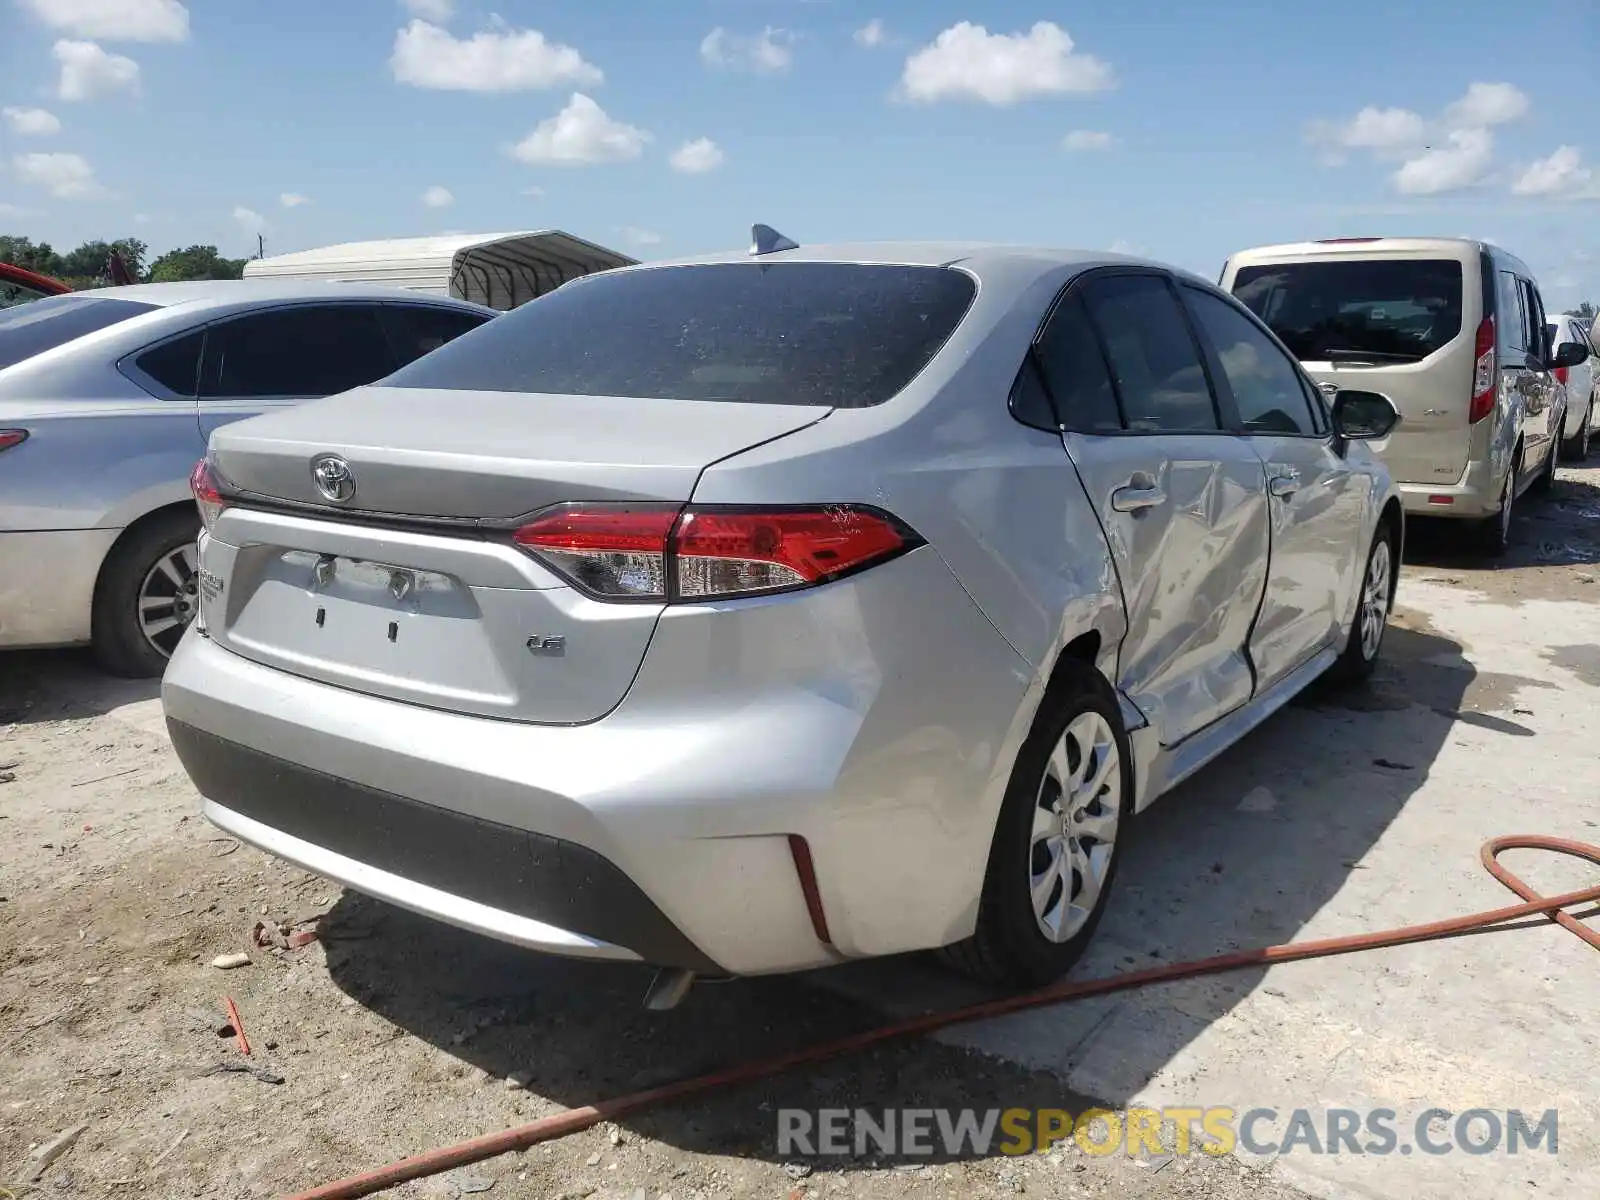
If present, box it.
[612,241,1220,291]
[64,278,498,313]
[1223,236,1534,277]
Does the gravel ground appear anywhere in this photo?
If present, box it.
[4,463,1599,1200]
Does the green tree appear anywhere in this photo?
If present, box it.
[1575,300,1597,321]
[0,235,66,278]
[146,244,248,283]
[57,238,149,285]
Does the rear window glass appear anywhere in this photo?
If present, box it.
[0,294,159,370]
[1231,259,1464,363]
[383,263,978,408]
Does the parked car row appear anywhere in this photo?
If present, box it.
[0,230,1585,1006]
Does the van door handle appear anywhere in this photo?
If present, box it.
[1268,470,1300,497]
[1110,484,1167,513]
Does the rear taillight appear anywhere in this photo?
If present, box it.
[1554,366,1569,385]
[0,429,27,452]
[189,458,228,530]
[1469,315,1496,424]
[513,504,921,603]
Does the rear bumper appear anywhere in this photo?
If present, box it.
[0,527,118,649]
[1396,455,1499,520]
[171,720,713,970]
[161,547,1036,976]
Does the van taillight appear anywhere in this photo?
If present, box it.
[513,504,922,603]
[1554,366,1569,385]
[1469,316,1496,424]
[0,429,27,452]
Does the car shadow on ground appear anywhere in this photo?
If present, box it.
[0,648,160,726]
[1402,469,1600,573]
[318,610,1514,1168]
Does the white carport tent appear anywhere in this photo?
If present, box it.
[241,231,638,310]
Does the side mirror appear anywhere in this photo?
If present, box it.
[1331,389,1401,440]
[1550,342,1588,371]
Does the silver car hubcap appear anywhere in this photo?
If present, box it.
[1360,539,1391,661]
[1030,711,1121,943]
[138,542,200,659]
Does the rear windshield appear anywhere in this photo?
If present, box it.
[383,262,978,407]
[1231,258,1464,363]
[0,294,159,370]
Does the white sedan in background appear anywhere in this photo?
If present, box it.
[1549,312,1598,460]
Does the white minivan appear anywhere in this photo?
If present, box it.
[1220,238,1587,554]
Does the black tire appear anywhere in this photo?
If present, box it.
[1328,521,1396,686]
[943,662,1133,989]
[1561,398,1593,462]
[1530,434,1559,495]
[91,509,201,679]
[1474,460,1516,557]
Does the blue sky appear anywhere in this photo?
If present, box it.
[1,0,1597,306]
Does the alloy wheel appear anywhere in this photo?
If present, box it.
[1029,711,1122,943]
[137,541,200,659]
[1359,538,1391,661]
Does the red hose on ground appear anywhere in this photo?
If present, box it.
[284,835,1600,1200]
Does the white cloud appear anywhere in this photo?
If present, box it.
[1306,106,1427,162]
[854,19,886,48]
[54,40,140,101]
[233,205,266,234]
[700,27,794,74]
[899,21,1113,106]
[669,137,724,174]
[1107,239,1146,255]
[133,212,150,224]
[13,151,105,199]
[619,226,661,248]
[1,106,61,136]
[1062,129,1114,152]
[279,192,311,208]
[0,202,33,219]
[1511,146,1598,199]
[1394,128,1495,196]
[1443,82,1529,130]
[520,185,545,197]
[421,185,454,208]
[19,0,188,42]
[391,19,601,92]
[508,93,649,166]
[400,0,453,21]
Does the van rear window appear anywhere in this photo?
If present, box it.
[1231,259,1464,363]
[382,262,978,408]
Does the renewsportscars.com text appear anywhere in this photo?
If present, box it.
[777,1106,1559,1159]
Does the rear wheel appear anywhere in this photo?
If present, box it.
[1474,460,1516,557]
[943,663,1132,988]
[1531,433,1559,495]
[1329,522,1394,685]
[91,510,201,678]
[1562,397,1593,461]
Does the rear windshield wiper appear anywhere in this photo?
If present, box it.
[1321,348,1425,364]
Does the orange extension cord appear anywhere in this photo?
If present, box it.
[285,835,1600,1200]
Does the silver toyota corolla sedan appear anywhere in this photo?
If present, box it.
[162,238,1404,1002]
[0,282,496,676]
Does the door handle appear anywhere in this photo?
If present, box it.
[1268,470,1300,498]
[1110,484,1167,513]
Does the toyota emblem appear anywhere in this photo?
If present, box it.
[310,454,356,503]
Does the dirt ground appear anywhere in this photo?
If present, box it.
[4,465,1599,1200]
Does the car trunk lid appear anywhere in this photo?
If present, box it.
[199,387,830,723]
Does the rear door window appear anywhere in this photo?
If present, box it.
[1231,259,1464,363]
[1080,274,1221,432]
[382,305,493,368]
[133,330,205,397]
[0,295,159,370]
[1032,292,1123,432]
[1519,280,1547,358]
[382,263,978,408]
[199,304,398,399]
[1183,287,1319,436]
